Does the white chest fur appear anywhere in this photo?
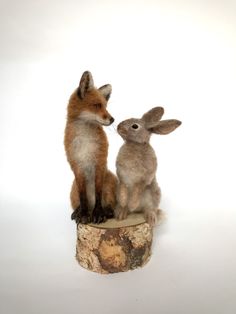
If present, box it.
[70,121,100,168]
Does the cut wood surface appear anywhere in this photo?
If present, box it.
[76,213,153,274]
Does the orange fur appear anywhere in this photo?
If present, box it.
[64,72,117,224]
[66,89,112,122]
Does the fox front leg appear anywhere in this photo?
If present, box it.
[92,169,107,223]
[71,167,91,224]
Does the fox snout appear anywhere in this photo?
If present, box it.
[101,109,115,125]
[101,113,114,125]
[79,109,114,126]
[109,116,115,124]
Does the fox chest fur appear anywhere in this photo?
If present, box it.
[65,120,108,169]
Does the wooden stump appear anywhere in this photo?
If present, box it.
[76,213,153,274]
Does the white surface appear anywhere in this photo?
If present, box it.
[0,0,236,313]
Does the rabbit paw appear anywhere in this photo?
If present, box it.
[144,211,158,227]
[115,206,128,220]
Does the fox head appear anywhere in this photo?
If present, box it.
[67,71,114,126]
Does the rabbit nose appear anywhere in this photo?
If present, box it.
[117,123,123,132]
[117,123,126,135]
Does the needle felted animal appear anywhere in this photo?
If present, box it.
[115,107,181,226]
[64,71,117,224]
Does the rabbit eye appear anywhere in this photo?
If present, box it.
[132,124,139,129]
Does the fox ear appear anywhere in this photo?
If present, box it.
[77,71,94,99]
[150,119,182,135]
[142,107,164,129]
[99,84,112,101]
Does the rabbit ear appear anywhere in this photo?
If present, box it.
[77,71,94,99]
[98,84,112,101]
[142,107,164,128]
[150,119,182,135]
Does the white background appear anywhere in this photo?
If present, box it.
[0,0,236,313]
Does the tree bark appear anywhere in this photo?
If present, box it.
[76,213,153,274]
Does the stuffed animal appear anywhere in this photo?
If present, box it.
[115,107,181,226]
[64,71,117,224]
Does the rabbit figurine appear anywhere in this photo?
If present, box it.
[115,107,181,226]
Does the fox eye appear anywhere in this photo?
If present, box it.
[93,103,102,109]
[131,123,139,129]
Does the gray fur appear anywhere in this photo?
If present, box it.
[115,107,181,226]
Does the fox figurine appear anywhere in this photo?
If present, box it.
[64,71,117,224]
